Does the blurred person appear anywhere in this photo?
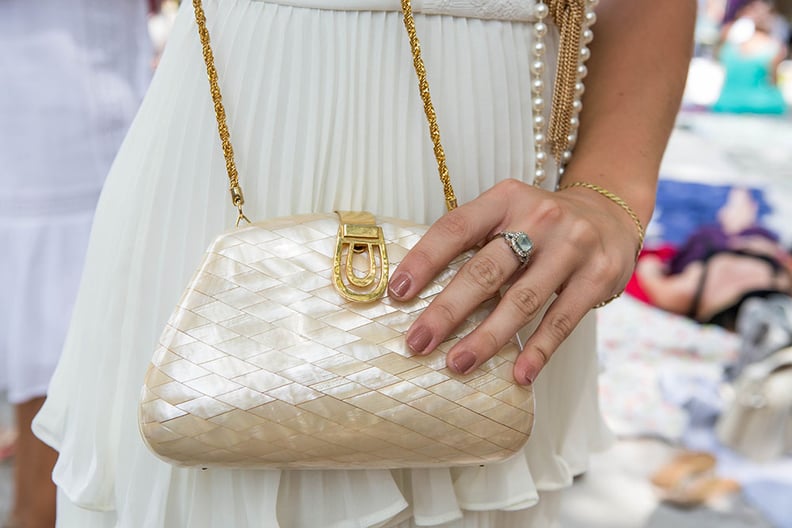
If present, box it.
[724,0,790,41]
[0,1,152,526]
[712,0,788,114]
[723,0,751,23]
[695,0,727,55]
[632,188,792,331]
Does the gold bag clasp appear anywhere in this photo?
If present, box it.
[333,211,389,303]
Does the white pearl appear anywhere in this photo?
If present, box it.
[562,150,573,162]
[572,99,583,112]
[575,81,585,97]
[530,3,550,181]
[567,133,577,145]
[580,47,591,62]
[569,116,580,129]
[587,0,600,7]
[583,29,594,44]
[584,11,597,27]
[577,64,588,79]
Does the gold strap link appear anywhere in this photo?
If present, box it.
[191,0,247,224]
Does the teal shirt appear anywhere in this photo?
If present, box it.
[712,41,787,115]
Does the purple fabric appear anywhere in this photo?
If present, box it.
[723,0,753,24]
[669,224,779,275]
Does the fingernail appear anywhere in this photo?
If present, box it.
[523,371,535,386]
[407,327,432,355]
[390,272,411,298]
[452,351,477,374]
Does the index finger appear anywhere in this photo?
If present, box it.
[387,185,508,300]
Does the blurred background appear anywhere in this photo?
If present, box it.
[1,0,792,527]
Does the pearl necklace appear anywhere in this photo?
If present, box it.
[531,0,598,187]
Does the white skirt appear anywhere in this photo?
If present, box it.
[34,2,612,526]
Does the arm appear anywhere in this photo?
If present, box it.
[714,21,735,59]
[560,0,697,234]
[389,0,696,385]
[636,256,701,316]
[770,43,788,84]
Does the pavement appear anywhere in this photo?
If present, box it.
[1,109,790,527]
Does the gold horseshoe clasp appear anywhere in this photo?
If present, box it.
[332,211,389,303]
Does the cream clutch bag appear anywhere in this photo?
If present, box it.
[139,212,533,468]
[136,0,595,469]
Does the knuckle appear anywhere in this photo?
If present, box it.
[533,197,564,226]
[587,254,614,281]
[436,210,472,240]
[494,178,526,196]
[567,216,599,246]
[464,326,502,361]
[409,245,437,270]
[462,255,504,293]
[527,343,552,368]
[478,326,502,353]
[546,312,576,342]
[506,286,544,320]
[432,300,458,326]
[590,251,627,287]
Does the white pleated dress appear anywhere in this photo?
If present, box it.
[33,1,613,526]
[0,0,151,404]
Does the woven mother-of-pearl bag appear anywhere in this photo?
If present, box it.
[139,0,591,469]
[139,212,531,468]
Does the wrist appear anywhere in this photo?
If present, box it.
[557,180,646,259]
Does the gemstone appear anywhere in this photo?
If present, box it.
[513,233,534,254]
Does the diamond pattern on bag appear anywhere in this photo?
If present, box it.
[139,214,534,468]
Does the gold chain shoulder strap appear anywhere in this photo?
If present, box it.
[191,0,456,225]
[191,0,588,224]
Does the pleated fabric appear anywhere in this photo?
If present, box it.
[34,2,613,526]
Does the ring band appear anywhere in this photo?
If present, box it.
[494,231,535,266]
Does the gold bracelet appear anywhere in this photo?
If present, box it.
[558,181,646,309]
[558,181,646,255]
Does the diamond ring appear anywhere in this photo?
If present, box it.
[493,231,535,266]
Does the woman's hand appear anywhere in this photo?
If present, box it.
[386,0,695,385]
[387,177,640,385]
